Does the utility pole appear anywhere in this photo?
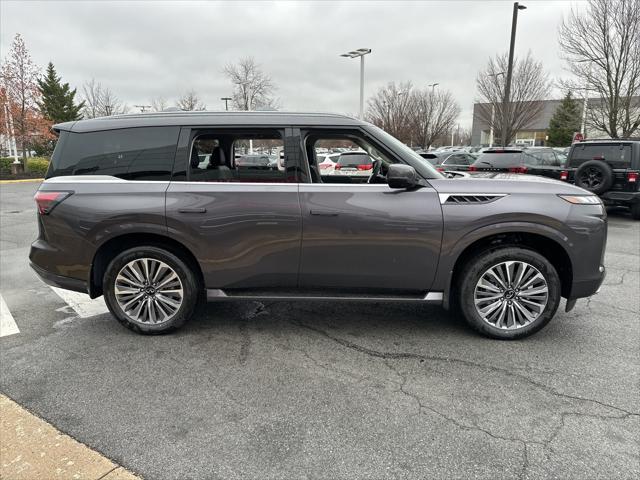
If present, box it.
[501,2,527,147]
[221,97,232,111]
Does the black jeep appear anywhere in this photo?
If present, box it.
[566,140,640,219]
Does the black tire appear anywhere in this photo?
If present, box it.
[103,246,199,334]
[574,160,614,195]
[457,247,561,340]
[630,203,640,220]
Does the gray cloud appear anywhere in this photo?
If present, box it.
[1,0,581,126]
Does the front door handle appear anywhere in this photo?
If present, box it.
[310,210,339,217]
[178,208,207,214]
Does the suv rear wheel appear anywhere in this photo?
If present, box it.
[458,248,561,339]
[103,246,199,334]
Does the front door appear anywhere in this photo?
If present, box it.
[297,128,443,294]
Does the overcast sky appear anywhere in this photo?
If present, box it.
[1,0,583,127]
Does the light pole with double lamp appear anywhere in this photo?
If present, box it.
[340,48,372,119]
[501,2,527,147]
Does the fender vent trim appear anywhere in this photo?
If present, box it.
[439,193,508,204]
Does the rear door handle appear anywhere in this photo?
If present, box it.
[178,208,207,213]
[310,210,339,217]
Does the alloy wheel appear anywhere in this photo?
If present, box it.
[580,167,603,188]
[473,260,548,330]
[114,258,184,324]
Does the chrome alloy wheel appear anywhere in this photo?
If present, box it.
[473,261,549,330]
[114,258,184,325]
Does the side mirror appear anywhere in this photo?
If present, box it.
[387,164,418,189]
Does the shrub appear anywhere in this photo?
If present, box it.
[0,157,13,176]
[26,157,50,176]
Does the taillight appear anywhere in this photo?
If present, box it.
[508,166,528,174]
[560,170,569,181]
[357,164,373,171]
[334,164,342,170]
[627,172,638,183]
[436,167,445,172]
[34,191,72,215]
[468,165,477,171]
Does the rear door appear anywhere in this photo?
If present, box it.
[297,127,443,294]
[165,126,302,290]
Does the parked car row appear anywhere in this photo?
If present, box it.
[419,141,639,219]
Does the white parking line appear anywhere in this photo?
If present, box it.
[50,287,109,318]
[0,294,20,337]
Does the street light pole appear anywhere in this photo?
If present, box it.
[340,48,372,119]
[502,2,526,147]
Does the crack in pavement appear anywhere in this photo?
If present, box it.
[291,320,640,418]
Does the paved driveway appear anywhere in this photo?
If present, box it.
[1,182,638,479]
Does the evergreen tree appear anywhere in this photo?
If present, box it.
[37,62,84,123]
[547,92,581,146]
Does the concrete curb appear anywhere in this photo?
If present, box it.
[0,178,44,184]
[0,394,141,479]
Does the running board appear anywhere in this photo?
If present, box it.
[206,289,443,304]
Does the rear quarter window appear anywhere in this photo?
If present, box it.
[569,144,632,169]
[337,154,372,167]
[473,152,522,167]
[47,126,180,180]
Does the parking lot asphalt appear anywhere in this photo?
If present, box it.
[0,181,638,480]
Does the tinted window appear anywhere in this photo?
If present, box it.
[569,144,632,168]
[473,152,522,167]
[48,127,179,180]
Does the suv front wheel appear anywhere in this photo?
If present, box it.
[103,246,199,334]
[458,248,561,340]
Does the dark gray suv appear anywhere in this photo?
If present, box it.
[30,112,607,339]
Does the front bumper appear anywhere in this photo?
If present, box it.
[570,265,606,299]
[30,261,89,294]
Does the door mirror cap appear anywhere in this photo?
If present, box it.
[387,164,418,189]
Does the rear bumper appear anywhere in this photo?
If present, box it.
[30,261,89,294]
[601,190,640,205]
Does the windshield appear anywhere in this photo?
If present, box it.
[473,152,522,167]
[364,125,444,179]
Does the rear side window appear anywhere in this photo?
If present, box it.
[47,127,179,180]
[473,152,522,167]
[569,144,632,169]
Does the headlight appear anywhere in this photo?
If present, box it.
[558,195,602,205]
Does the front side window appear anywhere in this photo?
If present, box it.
[304,132,398,184]
[189,130,292,183]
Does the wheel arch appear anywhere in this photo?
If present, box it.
[442,224,574,309]
[89,232,204,298]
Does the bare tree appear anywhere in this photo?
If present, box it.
[476,52,551,146]
[176,90,205,111]
[0,33,41,165]
[151,96,168,112]
[366,81,415,143]
[410,88,461,149]
[81,79,127,118]
[224,57,277,111]
[558,0,640,138]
